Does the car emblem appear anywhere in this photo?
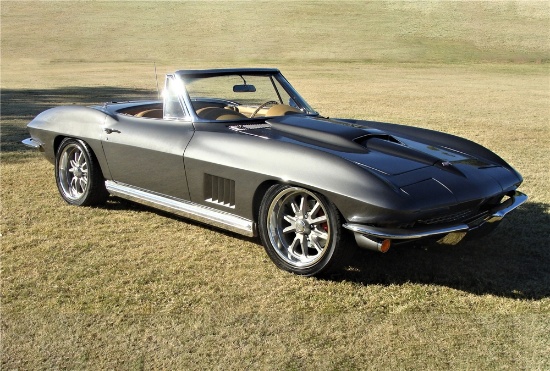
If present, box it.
[441,161,452,167]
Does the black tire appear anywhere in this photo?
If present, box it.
[55,138,108,206]
[258,184,348,276]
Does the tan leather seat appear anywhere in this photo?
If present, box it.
[192,101,225,111]
[135,109,163,118]
[265,104,301,117]
[196,107,247,120]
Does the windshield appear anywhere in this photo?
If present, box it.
[177,72,317,121]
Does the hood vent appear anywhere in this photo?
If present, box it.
[355,133,402,147]
[229,123,271,132]
[228,123,271,139]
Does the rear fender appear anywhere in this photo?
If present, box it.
[27,106,112,179]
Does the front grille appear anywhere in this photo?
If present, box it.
[418,209,477,225]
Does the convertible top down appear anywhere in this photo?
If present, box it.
[23,68,527,275]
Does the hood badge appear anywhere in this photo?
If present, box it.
[441,161,453,167]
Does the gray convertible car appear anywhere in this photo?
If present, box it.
[23,68,527,276]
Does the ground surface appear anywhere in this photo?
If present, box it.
[1,1,549,370]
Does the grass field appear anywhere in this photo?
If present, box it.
[2,1,549,369]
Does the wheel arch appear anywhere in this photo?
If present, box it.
[53,135,111,181]
[54,137,108,206]
[53,135,65,154]
[252,180,280,224]
[251,179,350,228]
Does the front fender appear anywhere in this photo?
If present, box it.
[184,130,410,222]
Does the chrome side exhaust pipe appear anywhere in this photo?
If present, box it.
[352,233,391,253]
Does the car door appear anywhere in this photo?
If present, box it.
[101,115,194,200]
[101,75,194,200]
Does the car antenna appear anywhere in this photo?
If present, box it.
[154,62,160,100]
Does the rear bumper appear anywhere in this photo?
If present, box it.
[343,191,527,247]
[22,138,45,151]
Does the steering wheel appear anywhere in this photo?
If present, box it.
[250,100,279,118]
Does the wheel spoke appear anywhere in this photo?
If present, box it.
[80,179,87,193]
[76,151,83,165]
[70,177,78,194]
[283,214,296,233]
[299,196,307,215]
[310,201,321,217]
[283,225,296,233]
[311,229,328,243]
[291,201,300,215]
[283,225,296,234]
[310,215,327,225]
[288,236,300,255]
[283,214,296,224]
[300,234,309,258]
[310,235,324,254]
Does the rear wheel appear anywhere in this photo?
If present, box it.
[55,138,108,206]
[258,184,347,276]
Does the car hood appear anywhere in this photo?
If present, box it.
[252,115,522,202]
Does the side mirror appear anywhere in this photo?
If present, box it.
[233,84,256,93]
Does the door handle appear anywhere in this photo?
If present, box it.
[104,128,121,134]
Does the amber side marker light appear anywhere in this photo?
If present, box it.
[380,239,391,253]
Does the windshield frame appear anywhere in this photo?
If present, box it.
[172,69,318,122]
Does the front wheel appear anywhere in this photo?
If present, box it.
[258,184,347,276]
[55,138,108,206]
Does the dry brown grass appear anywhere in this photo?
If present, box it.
[2,1,549,370]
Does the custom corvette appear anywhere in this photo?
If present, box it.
[23,68,527,275]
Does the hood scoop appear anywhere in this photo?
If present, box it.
[267,116,368,152]
[355,132,402,146]
[358,135,466,177]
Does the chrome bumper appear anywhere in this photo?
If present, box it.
[22,138,44,151]
[343,191,528,242]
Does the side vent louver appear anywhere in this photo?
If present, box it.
[204,174,236,208]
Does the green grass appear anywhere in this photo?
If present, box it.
[1,1,549,369]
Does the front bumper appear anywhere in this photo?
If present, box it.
[343,191,527,249]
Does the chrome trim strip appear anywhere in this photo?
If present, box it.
[22,138,44,151]
[105,181,255,237]
[344,191,527,240]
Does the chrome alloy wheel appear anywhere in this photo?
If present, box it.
[58,143,89,201]
[266,187,332,268]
